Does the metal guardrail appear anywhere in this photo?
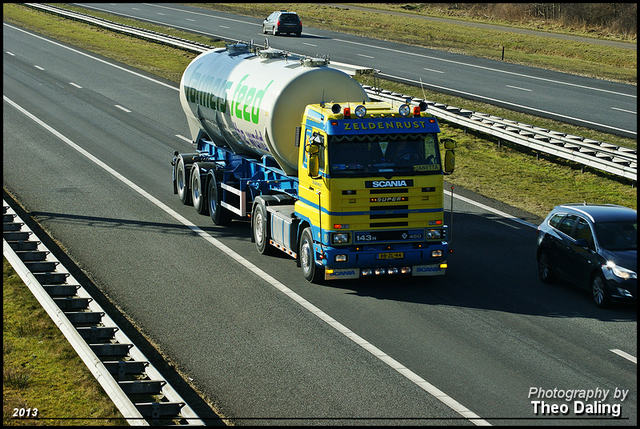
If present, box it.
[3,199,205,426]
[364,87,637,181]
[24,3,637,182]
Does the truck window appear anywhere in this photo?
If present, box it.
[329,133,441,177]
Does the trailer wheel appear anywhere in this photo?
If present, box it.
[252,202,273,255]
[207,173,232,225]
[300,227,323,283]
[190,163,208,215]
[176,156,191,205]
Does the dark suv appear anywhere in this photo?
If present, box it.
[536,203,637,307]
[262,11,302,36]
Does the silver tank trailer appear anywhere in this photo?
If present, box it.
[179,43,369,175]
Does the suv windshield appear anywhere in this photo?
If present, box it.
[595,220,637,251]
[328,132,441,177]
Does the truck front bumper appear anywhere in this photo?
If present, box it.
[321,243,448,280]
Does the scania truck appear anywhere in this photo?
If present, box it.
[172,42,455,283]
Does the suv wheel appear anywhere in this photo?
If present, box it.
[537,251,555,284]
[592,273,610,308]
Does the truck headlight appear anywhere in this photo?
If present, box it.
[331,232,350,244]
[426,229,442,239]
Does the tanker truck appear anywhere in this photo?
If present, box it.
[172,41,456,283]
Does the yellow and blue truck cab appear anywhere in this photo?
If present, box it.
[295,101,453,281]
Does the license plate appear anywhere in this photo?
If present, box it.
[378,252,404,260]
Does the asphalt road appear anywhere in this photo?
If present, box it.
[76,3,637,139]
[3,19,637,426]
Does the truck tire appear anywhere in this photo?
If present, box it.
[190,163,208,215]
[176,156,191,205]
[300,227,323,283]
[207,172,232,225]
[252,202,273,255]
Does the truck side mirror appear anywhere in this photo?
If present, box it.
[441,138,456,175]
[307,144,320,179]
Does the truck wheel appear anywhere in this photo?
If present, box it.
[176,157,191,205]
[207,173,232,225]
[300,227,323,283]
[190,163,208,215]
[252,202,273,255]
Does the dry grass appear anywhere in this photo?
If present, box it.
[3,258,126,426]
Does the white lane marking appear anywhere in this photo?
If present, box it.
[506,85,532,92]
[5,94,490,426]
[445,189,537,229]
[7,51,15,56]
[35,65,45,70]
[332,38,636,99]
[357,54,375,59]
[611,107,637,115]
[114,105,131,113]
[219,25,229,29]
[610,349,637,364]
[69,82,83,89]
[4,24,178,92]
[176,134,191,143]
[381,72,636,137]
[303,43,317,47]
[423,67,444,74]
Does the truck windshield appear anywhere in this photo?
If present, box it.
[328,133,441,178]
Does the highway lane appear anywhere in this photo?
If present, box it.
[76,3,637,139]
[4,23,637,425]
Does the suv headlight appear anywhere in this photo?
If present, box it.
[606,261,637,280]
[331,232,350,244]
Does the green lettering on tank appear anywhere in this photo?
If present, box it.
[220,80,232,114]
[252,81,273,124]
[243,87,256,122]
[187,63,203,103]
[233,75,249,120]
[186,70,273,122]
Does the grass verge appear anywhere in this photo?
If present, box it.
[3,258,126,426]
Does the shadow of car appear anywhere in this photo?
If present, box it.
[536,203,637,308]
